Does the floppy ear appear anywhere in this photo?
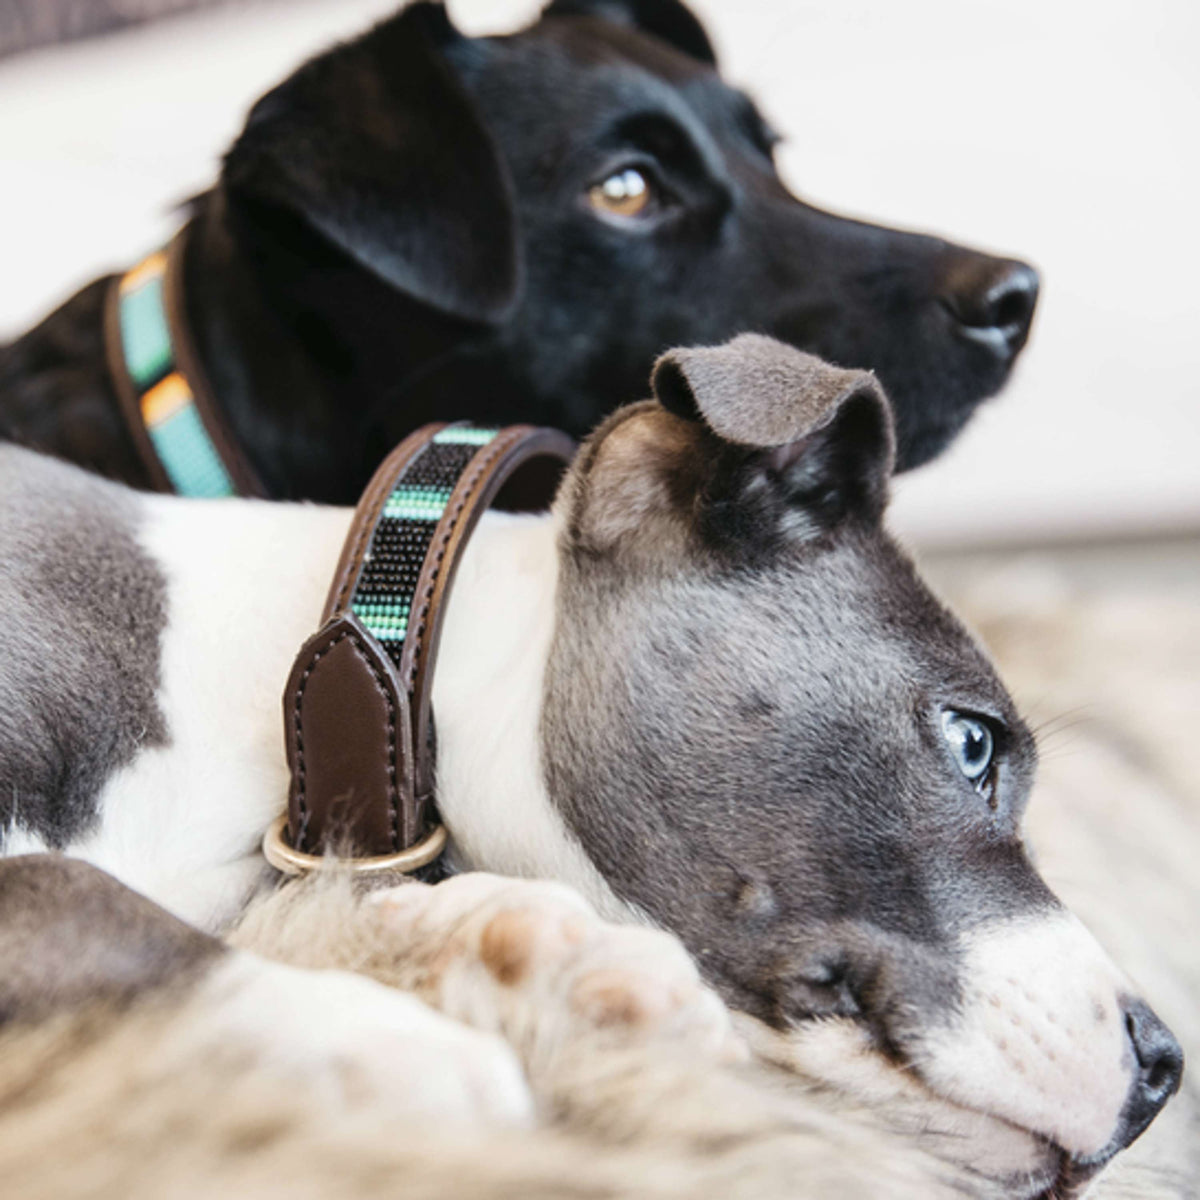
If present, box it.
[223,2,518,324]
[652,333,895,540]
[543,0,717,66]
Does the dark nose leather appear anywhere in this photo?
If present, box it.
[1113,997,1184,1150]
[940,258,1040,361]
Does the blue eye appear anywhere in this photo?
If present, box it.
[941,710,995,786]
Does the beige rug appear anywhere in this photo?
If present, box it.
[927,537,1200,1194]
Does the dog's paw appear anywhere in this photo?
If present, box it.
[198,954,534,1127]
[367,874,743,1064]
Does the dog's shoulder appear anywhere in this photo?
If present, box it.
[0,448,168,850]
[0,278,109,431]
[0,278,151,483]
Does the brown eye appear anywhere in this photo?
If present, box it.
[588,167,652,218]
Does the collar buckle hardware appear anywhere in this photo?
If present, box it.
[262,814,448,877]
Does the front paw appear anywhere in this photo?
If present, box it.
[367,874,743,1064]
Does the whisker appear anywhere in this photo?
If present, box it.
[1028,708,1096,752]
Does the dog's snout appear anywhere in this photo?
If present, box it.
[1113,997,1184,1150]
[940,258,1040,361]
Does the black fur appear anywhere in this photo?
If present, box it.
[0,0,1037,501]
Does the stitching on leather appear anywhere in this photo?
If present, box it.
[297,428,524,854]
[402,429,525,697]
[164,226,264,496]
[292,626,400,852]
[331,444,423,616]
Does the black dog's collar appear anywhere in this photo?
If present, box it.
[264,421,575,876]
[104,225,266,498]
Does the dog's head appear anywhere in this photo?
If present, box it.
[222,0,1037,472]
[541,334,1180,1192]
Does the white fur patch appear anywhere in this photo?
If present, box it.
[916,911,1134,1158]
[431,511,637,923]
[64,495,352,930]
[762,1018,1049,1180]
[60,498,626,935]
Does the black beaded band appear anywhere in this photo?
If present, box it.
[349,425,499,671]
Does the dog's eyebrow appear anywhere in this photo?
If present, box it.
[730,91,782,156]
[605,109,714,175]
[676,78,782,167]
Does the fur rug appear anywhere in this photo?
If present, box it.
[935,544,1200,1196]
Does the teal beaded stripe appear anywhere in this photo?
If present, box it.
[432,426,498,446]
[116,253,237,499]
[381,486,453,521]
[149,402,237,498]
[350,426,500,667]
[119,274,173,387]
[354,597,413,642]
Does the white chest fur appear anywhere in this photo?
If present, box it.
[430,512,633,922]
[39,497,625,931]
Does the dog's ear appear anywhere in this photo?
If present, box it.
[653,333,895,542]
[542,0,717,66]
[223,2,518,324]
[567,335,894,557]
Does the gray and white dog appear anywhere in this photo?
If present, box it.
[0,335,1181,1192]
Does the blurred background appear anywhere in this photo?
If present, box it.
[1,0,1197,549]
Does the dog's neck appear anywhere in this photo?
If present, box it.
[430,510,629,918]
[81,494,623,930]
[183,193,481,505]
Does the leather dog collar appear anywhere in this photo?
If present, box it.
[104,225,266,498]
[263,422,575,875]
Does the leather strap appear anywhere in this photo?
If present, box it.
[271,422,574,872]
[104,224,267,498]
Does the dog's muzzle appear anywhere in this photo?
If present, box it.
[910,911,1182,1162]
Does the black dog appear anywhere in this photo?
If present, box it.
[0,0,1038,502]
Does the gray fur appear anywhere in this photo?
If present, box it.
[653,334,892,459]
[0,855,222,1025]
[0,446,167,847]
[543,338,1050,1043]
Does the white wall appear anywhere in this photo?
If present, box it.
[1,0,1196,546]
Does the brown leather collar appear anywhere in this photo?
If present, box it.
[264,422,575,875]
[104,224,267,498]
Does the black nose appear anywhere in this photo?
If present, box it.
[1114,997,1184,1150]
[940,258,1040,362]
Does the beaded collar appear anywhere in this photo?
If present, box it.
[264,421,575,876]
[104,225,265,498]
